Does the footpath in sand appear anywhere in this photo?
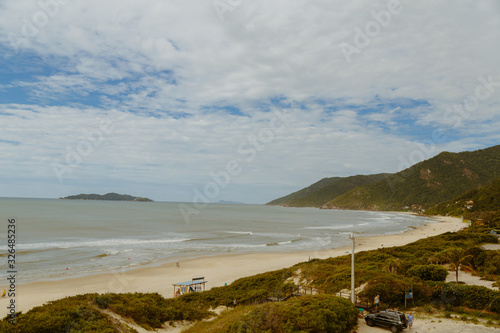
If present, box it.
[1,216,464,314]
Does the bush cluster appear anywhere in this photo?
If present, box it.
[0,293,214,332]
[0,296,119,333]
[407,264,448,281]
[179,268,294,308]
[184,295,358,333]
[93,293,212,329]
[359,275,434,307]
[428,282,500,313]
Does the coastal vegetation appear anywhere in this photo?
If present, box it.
[3,226,500,332]
[184,295,358,333]
[426,177,500,228]
[407,264,449,282]
[60,192,153,202]
[0,296,119,333]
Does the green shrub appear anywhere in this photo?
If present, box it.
[99,292,212,328]
[0,292,213,331]
[465,246,486,269]
[0,296,118,333]
[95,294,112,309]
[359,275,433,307]
[428,282,500,313]
[184,295,358,333]
[407,264,449,281]
[483,251,500,276]
[190,268,293,307]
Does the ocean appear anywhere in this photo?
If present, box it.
[0,198,436,283]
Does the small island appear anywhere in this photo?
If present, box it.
[60,192,153,202]
[217,200,245,205]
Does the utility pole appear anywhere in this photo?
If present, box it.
[350,232,355,304]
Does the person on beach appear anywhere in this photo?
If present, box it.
[407,312,414,329]
[374,295,380,311]
[176,261,180,268]
[1,290,5,297]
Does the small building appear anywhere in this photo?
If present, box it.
[172,277,207,297]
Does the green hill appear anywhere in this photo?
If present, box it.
[427,177,500,216]
[426,177,500,227]
[61,192,153,202]
[266,173,390,207]
[324,145,500,211]
[267,177,343,206]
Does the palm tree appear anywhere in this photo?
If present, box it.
[427,252,443,265]
[443,247,474,283]
[383,258,402,274]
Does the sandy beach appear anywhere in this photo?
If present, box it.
[1,215,464,314]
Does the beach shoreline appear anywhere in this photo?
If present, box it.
[0,215,464,314]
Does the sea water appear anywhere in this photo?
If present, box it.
[0,198,436,282]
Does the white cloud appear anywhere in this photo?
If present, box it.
[0,0,499,202]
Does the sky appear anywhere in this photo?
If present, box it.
[0,0,499,204]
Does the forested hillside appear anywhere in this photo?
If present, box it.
[267,174,389,207]
[324,145,500,211]
[427,177,500,227]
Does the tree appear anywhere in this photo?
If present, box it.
[407,265,448,282]
[383,258,403,274]
[427,252,443,265]
[443,247,474,283]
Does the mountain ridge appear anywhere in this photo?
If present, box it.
[267,145,500,212]
[324,145,500,211]
[267,174,390,207]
